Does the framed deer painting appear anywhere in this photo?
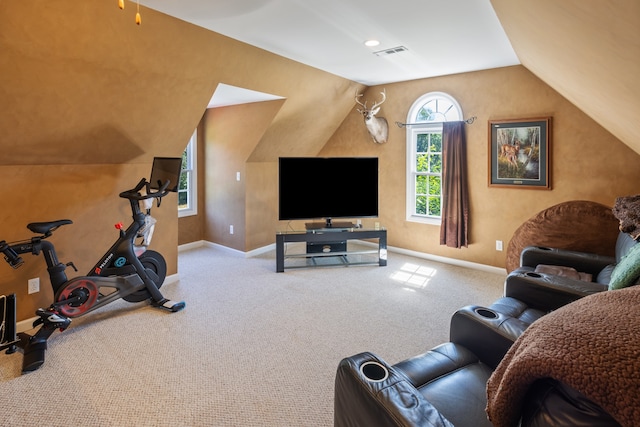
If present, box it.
[488,117,551,189]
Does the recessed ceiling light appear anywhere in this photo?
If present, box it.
[364,39,380,47]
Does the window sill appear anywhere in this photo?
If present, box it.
[406,215,441,226]
[179,208,198,218]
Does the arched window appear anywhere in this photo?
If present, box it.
[405,92,463,224]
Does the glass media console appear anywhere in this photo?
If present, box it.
[275,226,387,272]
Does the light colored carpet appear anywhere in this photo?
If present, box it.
[0,244,505,426]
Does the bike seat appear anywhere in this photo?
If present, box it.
[27,220,73,236]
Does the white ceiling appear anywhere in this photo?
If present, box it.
[140,0,521,105]
[209,83,285,108]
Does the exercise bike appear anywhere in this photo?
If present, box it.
[0,158,186,373]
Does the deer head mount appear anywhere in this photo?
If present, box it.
[355,90,389,144]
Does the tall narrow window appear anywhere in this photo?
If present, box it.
[415,131,442,217]
[178,130,197,217]
[406,92,462,224]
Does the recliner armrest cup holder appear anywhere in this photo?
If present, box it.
[454,305,505,325]
[524,272,542,278]
[360,361,389,382]
[474,307,498,319]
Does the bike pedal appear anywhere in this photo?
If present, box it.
[152,298,186,313]
[35,308,71,330]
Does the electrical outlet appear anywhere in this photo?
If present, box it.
[230,225,234,234]
[28,278,40,294]
[236,172,241,181]
[496,240,503,251]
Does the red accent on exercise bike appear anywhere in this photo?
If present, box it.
[115,222,124,230]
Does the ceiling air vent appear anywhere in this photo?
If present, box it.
[373,46,408,56]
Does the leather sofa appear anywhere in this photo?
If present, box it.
[334,277,622,426]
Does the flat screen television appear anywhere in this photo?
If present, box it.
[278,157,378,227]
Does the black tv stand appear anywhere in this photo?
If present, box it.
[275,227,387,272]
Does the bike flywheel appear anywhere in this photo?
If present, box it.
[55,278,99,317]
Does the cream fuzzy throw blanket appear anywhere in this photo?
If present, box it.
[486,286,640,426]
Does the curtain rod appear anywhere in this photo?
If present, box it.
[395,116,476,128]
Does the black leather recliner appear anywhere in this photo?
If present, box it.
[505,231,637,301]
[334,281,620,426]
[334,290,542,427]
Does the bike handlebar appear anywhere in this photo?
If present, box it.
[119,178,172,201]
[0,240,24,269]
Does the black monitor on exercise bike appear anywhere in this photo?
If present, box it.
[149,157,182,192]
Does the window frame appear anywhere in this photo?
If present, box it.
[178,130,198,218]
[405,92,462,225]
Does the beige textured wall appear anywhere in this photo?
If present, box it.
[320,65,640,267]
[0,2,217,166]
[246,162,280,250]
[202,101,284,251]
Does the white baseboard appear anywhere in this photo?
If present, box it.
[245,243,276,258]
[178,240,207,252]
[387,245,506,276]
[165,273,179,285]
[203,241,246,256]
[17,317,36,333]
[179,241,276,258]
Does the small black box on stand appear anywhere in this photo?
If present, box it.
[306,241,347,254]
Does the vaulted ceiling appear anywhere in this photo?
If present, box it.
[139,0,519,85]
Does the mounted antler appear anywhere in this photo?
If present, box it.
[355,89,389,144]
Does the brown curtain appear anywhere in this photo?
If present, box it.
[440,121,469,248]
